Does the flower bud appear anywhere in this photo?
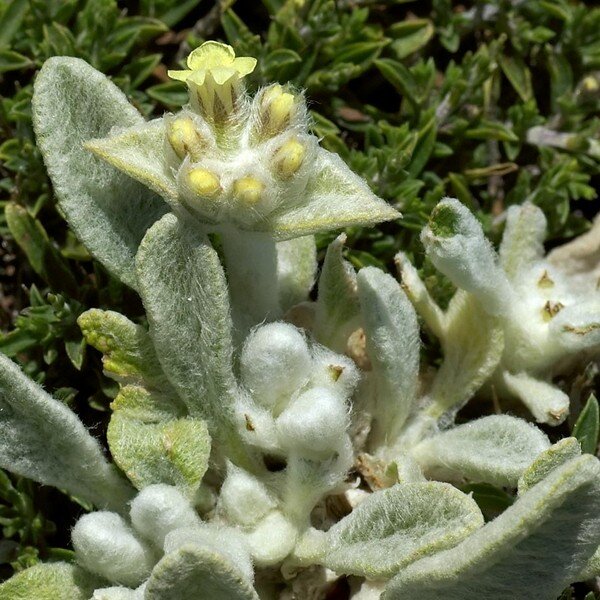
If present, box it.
[276,386,349,459]
[130,484,201,549]
[218,464,276,526]
[166,117,204,161]
[187,167,221,197]
[233,176,265,206]
[72,512,154,588]
[260,84,296,137]
[240,322,311,412]
[273,138,306,178]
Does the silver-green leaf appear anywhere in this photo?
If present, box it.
[385,455,600,599]
[0,353,133,511]
[144,545,259,600]
[310,482,483,579]
[32,57,168,289]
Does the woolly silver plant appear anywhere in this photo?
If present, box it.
[1,42,600,600]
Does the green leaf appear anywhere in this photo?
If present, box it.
[5,202,78,296]
[145,544,259,600]
[413,415,550,487]
[459,483,514,520]
[466,119,519,142]
[375,58,417,108]
[389,19,434,59]
[262,48,302,81]
[0,0,28,47]
[384,455,600,599]
[108,385,210,496]
[499,55,533,102]
[357,267,420,442]
[573,394,600,455]
[314,234,361,353]
[0,49,32,73]
[32,57,168,289]
[0,562,101,600]
[303,482,483,579]
[0,353,134,511]
[146,81,188,108]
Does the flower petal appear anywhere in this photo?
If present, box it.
[168,69,192,82]
[232,56,258,76]
[187,41,235,69]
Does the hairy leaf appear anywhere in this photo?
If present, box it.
[0,353,133,510]
[145,544,259,600]
[385,455,600,599]
[357,267,420,442]
[0,562,101,600]
[310,482,483,579]
[32,57,167,289]
[413,415,550,486]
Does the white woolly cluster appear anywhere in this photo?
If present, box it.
[236,322,358,458]
[165,83,318,227]
[402,198,600,425]
[72,484,253,592]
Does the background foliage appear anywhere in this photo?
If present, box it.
[1,0,599,595]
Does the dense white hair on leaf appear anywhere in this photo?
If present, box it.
[421,197,512,315]
[164,524,254,582]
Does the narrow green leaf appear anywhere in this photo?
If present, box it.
[0,49,32,73]
[0,0,28,47]
[389,19,434,59]
[573,394,600,455]
[499,55,533,102]
[5,202,78,296]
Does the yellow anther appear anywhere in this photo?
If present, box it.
[537,270,555,289]
[187,168,221,197]
[233,176,264,206]
[167,117,204,161]
[541,300,564,322]
[274,139,306,178]
[261,85,295,136]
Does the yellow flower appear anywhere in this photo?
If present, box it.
[168,41,257,121]
[168,41,256,87]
